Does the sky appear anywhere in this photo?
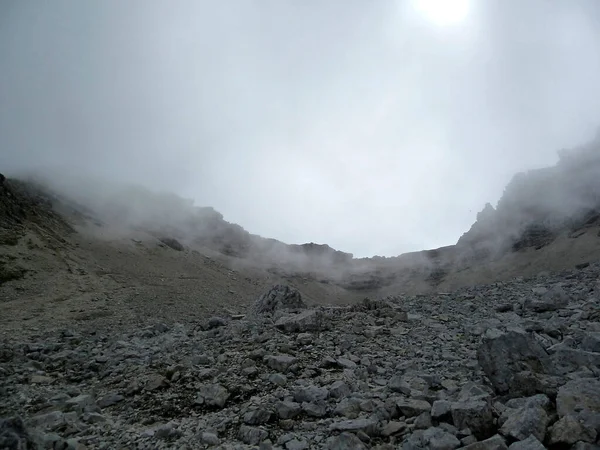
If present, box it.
[1,0,600,258]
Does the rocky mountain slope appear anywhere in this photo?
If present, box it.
[335,138,600,295]
[0,173,370,340]
[1,135,600,449]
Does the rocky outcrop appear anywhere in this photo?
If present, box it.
[0,176,73,235]
[251,284,307,316]
[0,176,76,285]
[158,237,184,251]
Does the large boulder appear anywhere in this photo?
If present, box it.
[477,331,553,395]
[252,285,306,316]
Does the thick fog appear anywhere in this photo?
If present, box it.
[1,0,600,257]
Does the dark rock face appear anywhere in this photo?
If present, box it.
[158,237,184,251]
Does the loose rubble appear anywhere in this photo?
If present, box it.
[2,261,600,449]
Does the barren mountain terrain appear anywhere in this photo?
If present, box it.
[1,138,600,449]
[2,140,600,338]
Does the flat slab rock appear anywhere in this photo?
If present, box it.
[274,309,324,333]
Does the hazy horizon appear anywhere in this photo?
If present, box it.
[2,0,600,257]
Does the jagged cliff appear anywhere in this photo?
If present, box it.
[458,135,600,257]
[332,133,600,292]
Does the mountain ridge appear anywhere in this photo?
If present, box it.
[1,134,600,337]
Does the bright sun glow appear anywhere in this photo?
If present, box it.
[412,0,471,26]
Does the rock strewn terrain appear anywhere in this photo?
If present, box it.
[2,262,600,449]
[2,137,600,449]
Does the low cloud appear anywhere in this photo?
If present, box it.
[2,0,600,257]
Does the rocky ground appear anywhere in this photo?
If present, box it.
[2,263,600,449]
